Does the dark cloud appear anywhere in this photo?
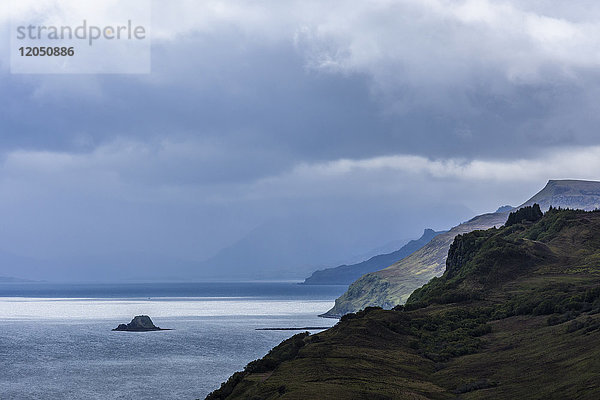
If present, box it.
[1,1,600,280]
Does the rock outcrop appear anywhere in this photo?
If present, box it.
[112,315,168,331]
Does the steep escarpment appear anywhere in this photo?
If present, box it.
[207,208,600,399]
[521,179,600,211]
[322,211,509,317]
[303,229,443,286]
[324,179,600,317]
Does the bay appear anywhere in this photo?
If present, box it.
[0,282,345,399]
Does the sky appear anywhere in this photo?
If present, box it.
[1,0,600,281]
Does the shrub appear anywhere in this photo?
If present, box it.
[245,332,309,373]
[506,204,543,227]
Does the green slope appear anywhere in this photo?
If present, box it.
[323,179,600,317]
[302,229,443,286]
[205,208,600,399]
[322,212,509,317]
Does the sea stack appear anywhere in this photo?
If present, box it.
[112,315,168,331]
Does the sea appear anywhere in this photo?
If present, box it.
[0,282,346,400]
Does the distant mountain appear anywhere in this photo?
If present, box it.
[0,249,202,282]
[196,220,360,281]
[495,205,515,213]
[520,179,600,211]
[194,214,431,281]
[0,276,36,283]
[302,229,444,285]
[0,251,48,281]
[321,211,510,317]
[209,208,600,399]
[322,179,600,317]
[344,238,410,265]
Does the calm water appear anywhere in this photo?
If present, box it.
[0,282,346,400]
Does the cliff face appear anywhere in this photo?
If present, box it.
[322,212,509,317]
[207,209,600,400]
[303,229,443,286]
[323,180,600,317]
[521,180,600,211]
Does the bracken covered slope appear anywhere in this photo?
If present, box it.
[206,209,600,399]
[323,179,600,317]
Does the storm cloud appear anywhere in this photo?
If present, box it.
[1,1,599,280]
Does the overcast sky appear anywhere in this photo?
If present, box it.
[1,0,600,280]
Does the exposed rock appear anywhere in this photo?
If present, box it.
[520,179,600,211]
[112,315,169,331]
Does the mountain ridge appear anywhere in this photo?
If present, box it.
[322,211,510,317]
[206,208,600,399]
[302,228,444,286]
[519,179,600,211]
[322,179,600,317]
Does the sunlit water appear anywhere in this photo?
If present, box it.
[0,283,345,399]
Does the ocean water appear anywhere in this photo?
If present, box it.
[0,282,346,400]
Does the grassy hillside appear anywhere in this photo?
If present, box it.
[324,179,600,317]
[322,212,508,317]
[302,229,443,286]
[205,208,600,399]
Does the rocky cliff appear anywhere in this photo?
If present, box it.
[322,180,600,317]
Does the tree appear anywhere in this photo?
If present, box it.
[506,204,543,226]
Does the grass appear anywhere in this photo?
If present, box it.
[323,212,509,317]
[205,209,600,399]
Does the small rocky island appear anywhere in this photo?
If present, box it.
[112,315,170,332]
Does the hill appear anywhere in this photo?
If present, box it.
[302,229,444,285]
[521,179,600,211]
[321,211,510,317]
[322,179,600,317]
[194,214,435,281]
[206,208,600,399]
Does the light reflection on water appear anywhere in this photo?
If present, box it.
[0,297,334,320]
[0,295,337,399]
